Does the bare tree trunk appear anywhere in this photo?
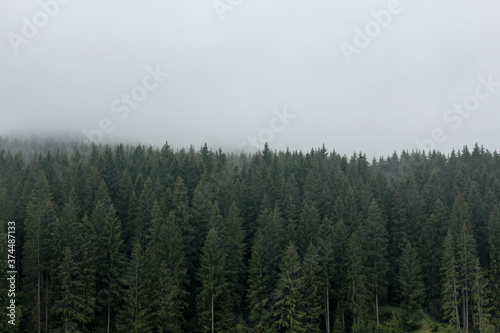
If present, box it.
[376,291,380,327]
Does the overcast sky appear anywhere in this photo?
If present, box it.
[1,0,499,158]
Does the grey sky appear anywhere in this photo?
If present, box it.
[1,0,499,158]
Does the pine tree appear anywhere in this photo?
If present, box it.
[91,181,125,333]
[247,207,284,332]
[22,173,56,333]
[362,199,389,327]
[471,258,494,332]
[420,199,448,307]
[398,242,425,330]
[221,203,246,315]
[246,228,272,332]
[317,218,335,333]
[153,212,188,333]
[347,230,372,330]
[197,228,228,332]
[332,218,349,330]
[79,215,97,330]
[456,219,478,333]
[487,206,500,327]
[301,243,323,333]
[274,241,306,332]
[52,247,86,332]
[115,242,152,332]
[442,230,461,332]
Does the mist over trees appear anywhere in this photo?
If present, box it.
[0,138,499,332]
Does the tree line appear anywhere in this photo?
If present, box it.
[0,139,499,332]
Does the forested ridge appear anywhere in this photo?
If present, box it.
[0,138,499,332]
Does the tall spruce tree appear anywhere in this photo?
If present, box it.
[362,199,388,327]
[153,212,188,333]
[22,173,56,333]
[487,206,500,327]
[301,243,323,333]
[471,258,494,332]
[316,217,335,333]
[274,241,306,332]
[197,227,228,332]
[247,206,284,332]
[52,247,86,332]
[115,242,152,332]
[347,229,372,330]
[398,242,425,330]
[442,230,461,332]
[221,203,247,316]
[91,181,125,333]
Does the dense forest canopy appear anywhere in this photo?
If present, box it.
[0,138,499,332]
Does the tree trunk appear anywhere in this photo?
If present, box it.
[376,291,380,327]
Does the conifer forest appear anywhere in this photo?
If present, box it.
[0,138,500,333]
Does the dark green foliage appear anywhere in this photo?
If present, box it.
[441,230,461,331]
[52,247,87,332]
[21,173,56,332]
[274,241,305,332]
[362,199,389,327]
[487,205,500,327]
[398,242,425,330]
[115,243,152,333]
[153,211,188,332]
[90,180,125,332]
[347,229,372,329]
[0,139,499,332]
[197,227,229,332]
[301,243,323,332]
[247,207,285,332]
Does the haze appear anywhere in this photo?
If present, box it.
[1,0,500,157]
